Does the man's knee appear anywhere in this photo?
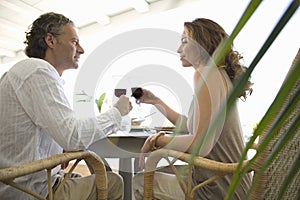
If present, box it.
[132,172,144,200]
[106,172,124,200]
[107,172,123,186]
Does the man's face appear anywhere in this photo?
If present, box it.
[54,24,84,71]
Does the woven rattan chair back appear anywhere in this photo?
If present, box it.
[0,151,107,200]
[249,49,300,200]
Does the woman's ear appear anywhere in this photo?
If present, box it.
[44,33,56,48]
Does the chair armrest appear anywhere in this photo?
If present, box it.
[250,143,258,150]
[144,149,249,200]
[82,151,107,200]
[145,149,249,173]
[0,151,107,200]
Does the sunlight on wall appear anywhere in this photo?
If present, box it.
[72,0,299,137]
[0,0,299,137]
[92,49,194,127]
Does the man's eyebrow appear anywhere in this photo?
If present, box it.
[71,37,79,41]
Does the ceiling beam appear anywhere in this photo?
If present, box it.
[95,14,111,25]
[131,0,149,13]
[0,0,41,18]
[0,18,24,32]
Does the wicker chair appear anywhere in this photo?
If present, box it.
[248,49,300,200]
[0,151,107,200]
[143,49,300,200]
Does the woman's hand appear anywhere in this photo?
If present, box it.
[138,135,154,169]
[139,88,159,105]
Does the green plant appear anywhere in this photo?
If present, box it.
[225,1,299,199]
[95,93,106,112]
[75,91,106,113]
[186,0,299,199]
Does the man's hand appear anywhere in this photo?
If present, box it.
[113,95,132,116]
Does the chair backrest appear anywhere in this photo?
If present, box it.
[249,49,300,199]
[0,151,107,200]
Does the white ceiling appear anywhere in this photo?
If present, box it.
[0,0,194,63]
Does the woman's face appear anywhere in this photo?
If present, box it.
[177,28,202,68]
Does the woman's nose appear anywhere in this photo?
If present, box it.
[177,45,182,53]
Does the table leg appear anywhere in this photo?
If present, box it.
[134,158,141,174]
[119,158,132,200]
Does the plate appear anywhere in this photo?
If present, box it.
[154,126,175,132]
[131,126,148,132]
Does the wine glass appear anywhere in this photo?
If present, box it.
[131,87,143,104]
[114,89,126,97]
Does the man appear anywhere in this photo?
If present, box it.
[0,12,131,199]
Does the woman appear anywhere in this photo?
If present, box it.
[132,18,253,199]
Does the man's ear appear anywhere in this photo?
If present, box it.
[44,33,56,48]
